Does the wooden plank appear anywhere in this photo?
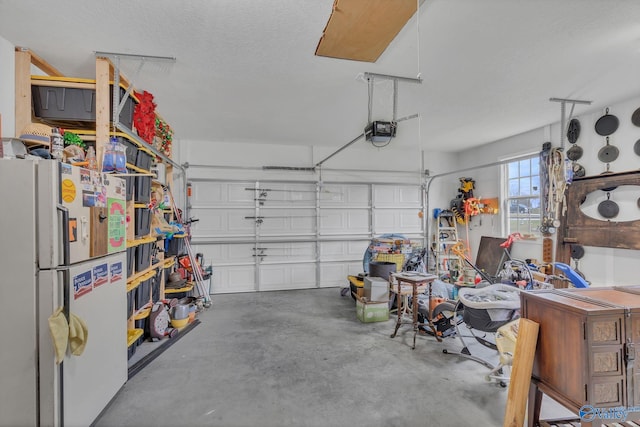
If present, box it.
[19,47,64,77]
[315,0,418,62]
[30,79,96,90]
[95,58,111,171]
[14,49,32,136]
[503,318,540,427]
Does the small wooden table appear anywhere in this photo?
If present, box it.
[389,272,438,349]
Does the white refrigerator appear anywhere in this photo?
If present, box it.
[0,159,128,427]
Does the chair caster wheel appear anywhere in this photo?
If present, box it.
[500,381,507,388]
[442,349,448,354]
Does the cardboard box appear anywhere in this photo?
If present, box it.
[364,276,389,302]
[356,297,389,323]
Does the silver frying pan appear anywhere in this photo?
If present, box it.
[597,136,619,163]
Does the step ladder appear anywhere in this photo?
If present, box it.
[433,210,463,282]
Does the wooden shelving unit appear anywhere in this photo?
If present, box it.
[14,48,181,370]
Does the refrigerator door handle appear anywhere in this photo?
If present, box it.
[57,204,70,266]
[81,216,89,244]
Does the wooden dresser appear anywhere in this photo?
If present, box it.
[522,287,640,426]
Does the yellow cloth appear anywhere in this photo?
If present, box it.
[48,307,69,364]
[68,312,89,356]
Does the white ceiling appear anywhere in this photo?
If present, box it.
[2,0,640,152]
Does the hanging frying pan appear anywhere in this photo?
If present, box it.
[632,107,640,127]
[634,139,640,156]
[566,144,583,161]
[598,188,619,219]
[597,137,619,163]
[566,118,581,144]
[570,244,585,260]
[598,199,619,218]
[572,163,586,178]
[595,108,619,136]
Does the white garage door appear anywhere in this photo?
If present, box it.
[188,179,424,293]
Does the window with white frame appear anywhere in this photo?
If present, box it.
[505,156,541,234]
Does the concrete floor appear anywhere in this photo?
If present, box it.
[94,287,563,427]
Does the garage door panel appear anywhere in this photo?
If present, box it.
[320,262,363,287]
[192,182,254,206]
[258,242,315,263]
[211,266,256,294]
[190,208,255,237]
[373,208,423,234]
[258,208,315,234]
[320,209,369,234]
[320,240,368,262]
[320,184,369,206]
[259,263,316,290]
[373,185,421,207]
[192,243,255,264]
[257,183,316,205]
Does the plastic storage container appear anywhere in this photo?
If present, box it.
[135,175,151,203]
[135,149,152,171]
[136,242,153,273]
[121,137,138,165]
[152,269,162,303]
[125,167,135,201]
[32,82,136,129]
[126,246,136,277]
[127,341,137,360]
[166,234,186,256]
[127,289,135,319]
[135,207,151,238]
[135,277,151,310]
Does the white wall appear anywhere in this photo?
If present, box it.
[0,35,15,137]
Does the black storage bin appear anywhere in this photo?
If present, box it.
[135,149,152,171]
[135,318,149,343]
[127,289,135,319]
[166,234,186,256]
[164,264,174,286]
[165,289,193,300]
[135,175,151,203]
[125,167,135,201]
[135,207,151,238]
[152,269,162,303]
[120,137,138,165]
[126,246,135,277]
[32,84,135,129]
[136,242,152,273]
[135,277,151,310]
[127,341,137,360]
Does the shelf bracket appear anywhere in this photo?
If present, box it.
[549,97,592,149]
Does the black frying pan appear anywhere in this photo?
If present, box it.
[598,199,619,218]
[595,108,619,136]
[570,244,585,259]
[566,118,580,144]
[598,188,619,219]
[632,107,640,127]
[566,144,583,161]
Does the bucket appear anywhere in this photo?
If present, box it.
[462,268,476,283]
[369,261,396,280]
